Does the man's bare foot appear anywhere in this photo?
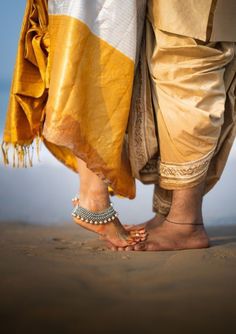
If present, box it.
[109,216,209,251]
[73,197,147,248]
[129,218,210,251]
[112,181,209,251]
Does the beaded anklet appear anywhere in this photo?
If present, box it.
[71,201,118,225]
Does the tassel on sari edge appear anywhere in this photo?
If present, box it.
[1,135,43,168]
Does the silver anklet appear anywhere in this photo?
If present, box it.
[71,202,118,225]
[165,218,203,226]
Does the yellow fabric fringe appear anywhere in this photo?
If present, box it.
[1,136,42,168]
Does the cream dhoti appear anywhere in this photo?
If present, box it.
[128,0,236,215]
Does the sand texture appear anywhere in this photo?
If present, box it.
[1,221,236,334]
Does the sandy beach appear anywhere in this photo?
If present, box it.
[1,221,236,334]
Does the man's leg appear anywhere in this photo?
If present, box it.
[133,181,209,251]
[124,8,236,250]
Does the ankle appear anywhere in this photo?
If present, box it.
[164,210,204,230]
[78,192,110,211]
[166,214,203,225]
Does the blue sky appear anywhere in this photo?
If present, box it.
[0,1,26,82]
[0,1,235,225]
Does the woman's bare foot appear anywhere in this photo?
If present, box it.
[73,158,147,248]
[73,198,147,247]
[72,194,149,242]
[71,196,147,245]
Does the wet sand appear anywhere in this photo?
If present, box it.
[1,221,236,334]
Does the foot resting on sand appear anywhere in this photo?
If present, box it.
[109,181,209,251]
[128,218,209,251]
[72,196,147,247]
[73,158,147,248]
[72,198,147,248]
[109,216,209,251]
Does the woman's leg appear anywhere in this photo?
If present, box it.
[73,158,146,248]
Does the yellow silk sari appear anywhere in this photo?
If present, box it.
[1,0,146,199]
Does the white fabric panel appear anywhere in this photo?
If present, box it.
[48,0,146,61]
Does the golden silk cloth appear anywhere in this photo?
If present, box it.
[1,0,146,199]
[128,2,236,215]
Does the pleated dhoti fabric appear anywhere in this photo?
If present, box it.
[128,4,236,215]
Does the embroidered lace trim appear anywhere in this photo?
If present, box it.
[158,149,215,181]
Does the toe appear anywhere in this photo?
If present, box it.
[137,228,146,234]
[135,241,161,251]
[130,231,147,240]
[128,238,140,245]
[110,245,118,251]
[125,246,134,251]
[145,241,161,251]
[134,242,147,251]
[133,232,147,241]
[129,240,139,246]
[130,231,141,237]
[124,224,135,230]
[105,241,117,251]
[124,225,146,232]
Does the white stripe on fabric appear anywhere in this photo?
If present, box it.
[48,0,146,61]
